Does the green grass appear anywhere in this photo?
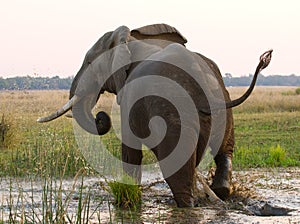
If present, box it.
[233,111,300,169]
[0,119,90,177]
[108,174,142,209]
[233,144,299,168]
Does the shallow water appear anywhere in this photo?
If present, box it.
[0,168,299,223]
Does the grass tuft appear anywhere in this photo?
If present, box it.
[267,144,286,166]
[108,175,142,209]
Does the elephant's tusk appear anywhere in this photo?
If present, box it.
[37,95,80,123]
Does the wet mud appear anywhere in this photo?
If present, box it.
[0,168,299,223]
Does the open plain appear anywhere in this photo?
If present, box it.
[0,87,299,223]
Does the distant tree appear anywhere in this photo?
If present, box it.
[0,77,7,90]
[0,76,73,90]
[223,74,300,87]
[0,74,299,90]
[224,73,232,78]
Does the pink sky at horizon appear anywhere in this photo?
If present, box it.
[1,0,299,78]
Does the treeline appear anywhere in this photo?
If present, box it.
[0,76,73,90]
[0,74,299,90]
[223,74,300,87]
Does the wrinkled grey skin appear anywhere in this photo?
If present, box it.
[39,24,272,207]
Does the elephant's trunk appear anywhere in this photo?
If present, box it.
[71,92,111,135]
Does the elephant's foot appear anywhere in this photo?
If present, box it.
[210,153,232,200]
[210,180,230,200]
[174,193,194,207]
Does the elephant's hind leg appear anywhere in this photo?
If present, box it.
[211,127,234,200]
[164,155,196,207]
[211,152,232,200]
[152,129,197,207]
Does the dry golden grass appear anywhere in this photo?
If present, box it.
[0,90,115,120]
[1,86,298,119]
[0,90,68,118]
[228,86,300,113]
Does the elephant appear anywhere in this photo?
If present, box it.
[38,24,272,207]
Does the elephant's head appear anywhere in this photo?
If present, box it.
[37,24,188,135]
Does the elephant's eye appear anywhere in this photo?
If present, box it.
[87,61,91,65]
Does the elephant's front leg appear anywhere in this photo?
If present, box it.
[122,142,143,184]
[120,105,143,184]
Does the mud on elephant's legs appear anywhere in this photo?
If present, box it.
[122,142,143,184]
[164,156,196,207]
[210,122,234,200]
[210,152,232,200]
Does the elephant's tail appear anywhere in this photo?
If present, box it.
[224,49,273,109]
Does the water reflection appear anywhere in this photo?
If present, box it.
[109,200,207,223]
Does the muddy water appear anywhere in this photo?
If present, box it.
[0,168,299,223]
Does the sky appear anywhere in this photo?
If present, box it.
[1,0,299,78]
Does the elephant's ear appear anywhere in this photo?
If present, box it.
[107,26,132,104]
[69,26,131,99]
[131,24,187,46]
